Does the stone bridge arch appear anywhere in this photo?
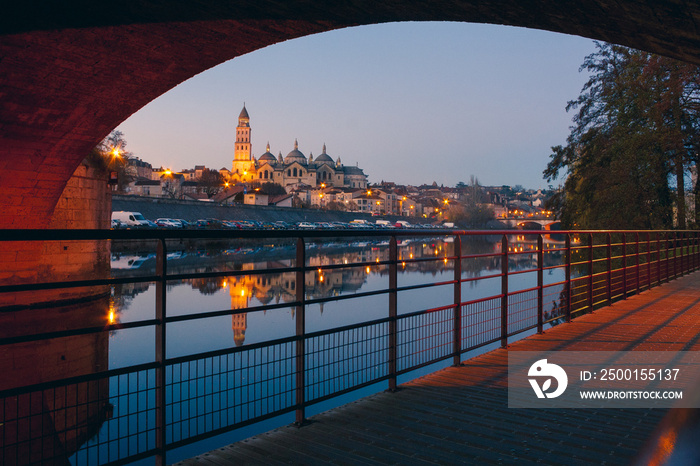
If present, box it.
[3,1,700,228]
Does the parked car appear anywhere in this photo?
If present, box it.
[155,218,181,229]
[195,218,225,229]
[112,211,149,228]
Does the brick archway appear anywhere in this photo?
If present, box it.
[3,1,700,228]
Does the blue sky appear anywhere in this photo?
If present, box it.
[116,22,596,189]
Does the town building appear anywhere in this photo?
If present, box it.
[228,105,368,190]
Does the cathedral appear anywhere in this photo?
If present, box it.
[229,105,368,190]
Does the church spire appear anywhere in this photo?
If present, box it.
[322,143,327,154]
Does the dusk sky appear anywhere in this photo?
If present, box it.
[116,22,596,189]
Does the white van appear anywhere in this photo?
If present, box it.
[112,211,149,228]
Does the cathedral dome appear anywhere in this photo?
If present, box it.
[284,139,307,165]
[314,143,333,164]
[259,142,276,163]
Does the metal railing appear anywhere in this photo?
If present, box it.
[0,228,697,465]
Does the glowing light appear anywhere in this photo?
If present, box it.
[164,169,172,176]
[444,258,448,265]
[319,275,324,282]
[376,258,380,263]
[402,261,406,267]
[241,289,246,297]
[409,253,413,259]
[110,147,121,158]
[225,182,230,187]
[343,258,348,265]
[108,311,116,325]
[365,266,371,274]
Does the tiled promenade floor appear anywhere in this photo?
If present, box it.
[177,272,700,465]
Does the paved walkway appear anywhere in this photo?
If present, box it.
[176,273,700,465]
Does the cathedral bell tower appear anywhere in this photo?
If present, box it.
[232,104,255,181]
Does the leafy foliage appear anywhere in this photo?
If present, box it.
[544,43,700,229]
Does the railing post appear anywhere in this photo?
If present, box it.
[155,238,167,466]
[666,233,676,283]
[692,231,698,272]
[501,235,508,347]
[657,233,662,286]
[673,232,678,279]
[537,235,543,334]
[622,233,627,298]
[606,233,612,306]
[452,235,462,365]
[635,232,640,295]
[565,234,572,323]
[646,232,651,290]
[389,236,398,390]
[295,237,306,424]
[682,232,687,275]
[588,233,594,312]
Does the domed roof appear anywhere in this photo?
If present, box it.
[284,139,307,165]
[314,143,333,163]
[259,142,276,162]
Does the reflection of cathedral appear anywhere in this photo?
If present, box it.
[229,105,368,189]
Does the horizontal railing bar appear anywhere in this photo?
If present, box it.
[0,318,160,346]
[304,316,391,340]
[164,405,299,453]
[0,274,160,294]
[460,272,504,284]
[305,375,392,407]
[397,303,456,320]
[506,323,538,338]
[508,268,539,277]
[0,361,160,398]
[165,334,300,366]
[507,285,540,296]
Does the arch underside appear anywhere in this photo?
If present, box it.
[2,1,700,227]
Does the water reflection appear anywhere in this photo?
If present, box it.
[0,297,112,465]
[0,235,566,464]
[109,236,566,350]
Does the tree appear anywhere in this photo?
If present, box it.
[544,42,700,229]
[89,130,134,193]
[256,182,287,196]
[325,200,347,211]
[198,169,225,198]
